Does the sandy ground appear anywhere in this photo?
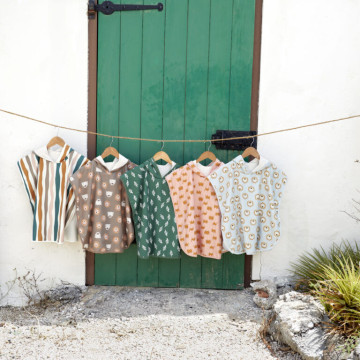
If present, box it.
[0,287,299,360]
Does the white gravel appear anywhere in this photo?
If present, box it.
[0,287,296,359]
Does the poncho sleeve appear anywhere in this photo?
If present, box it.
[17,152,39,213]
[66,153,89,225]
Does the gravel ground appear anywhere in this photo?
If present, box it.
[0,287,299,359]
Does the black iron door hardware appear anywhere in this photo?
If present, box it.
[211,130,257,151]
[88,0,163,19]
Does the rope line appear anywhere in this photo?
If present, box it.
[1,108,359,143]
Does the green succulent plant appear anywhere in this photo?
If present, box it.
[290,240,360,290]
[313,256,360,335]
[290,241,360,336]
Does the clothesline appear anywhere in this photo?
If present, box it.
[1,108,359,143]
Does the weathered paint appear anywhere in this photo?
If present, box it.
[95,0,256,289]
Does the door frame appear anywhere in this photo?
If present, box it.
[86,0,263,287]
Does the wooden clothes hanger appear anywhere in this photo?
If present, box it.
[153,141,172,165]
[242,147,260,160]
[47,127,65,149]
[196,141,216,163]
[241,137,260,160]
[101,146,119,159]
[101,137,120,159]
[47,136,65,149]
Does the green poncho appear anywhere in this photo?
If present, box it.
[120,158,180,259]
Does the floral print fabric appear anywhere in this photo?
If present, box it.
[120,158,180,259]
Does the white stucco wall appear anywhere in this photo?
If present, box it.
[1,0,360,305]
[253,0,360,281]
[0,0,88,305]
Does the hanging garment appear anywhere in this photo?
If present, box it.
[17,144,88,243]
[120,158,180,259]
[70,155,136,253]
[166,159,224,259]
[208,155,287,255]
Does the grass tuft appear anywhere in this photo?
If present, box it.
[290,240,360,337]
[290,240,360,291]
[313,256,360,336]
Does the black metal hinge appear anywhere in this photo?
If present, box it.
[88,0,163,19]
[211,130,257,151]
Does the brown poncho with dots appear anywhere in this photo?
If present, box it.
[70,155,136,253]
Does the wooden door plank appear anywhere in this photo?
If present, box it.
[222,252,245,289]
[94,1,122,285]
[183,0,211,163]
[181,0,212,288]
[180,252,201,288]
[94,254,116,285]
[137,257,159,287]
[115,244,138,286]
[203,0,234,289]
[118,0,143,164]
[141,0,179,287]
[226,0,255,287]
[162,0,188,165]
[228,0,256,134]
[158,258,180,287]
[117,0,146,285]
[97,1,121,156]
[201,257,223,289]
[161,0,189,286]
[227,0,256,163]
[140,0,165,164]
[206,0,233,164]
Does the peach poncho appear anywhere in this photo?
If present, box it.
[166,159,224,259]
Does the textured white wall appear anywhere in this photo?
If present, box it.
[0,0,88,305]
[1,0,360,304]
[253,0,360,281]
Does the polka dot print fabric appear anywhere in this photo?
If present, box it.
[208,155,287,255]
[70,157,136,253]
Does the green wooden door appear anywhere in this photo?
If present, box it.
[95,0,256,289]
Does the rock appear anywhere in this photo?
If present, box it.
[46,285,85,303]
[322,333,354,360]
[274,277,293,287]
[251,280,277,310]
[268,291,327,360]
[256,290,269,298]
[353,344,360,359]
[272,276,296,295]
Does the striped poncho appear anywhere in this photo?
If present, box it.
[18,144,88,243]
